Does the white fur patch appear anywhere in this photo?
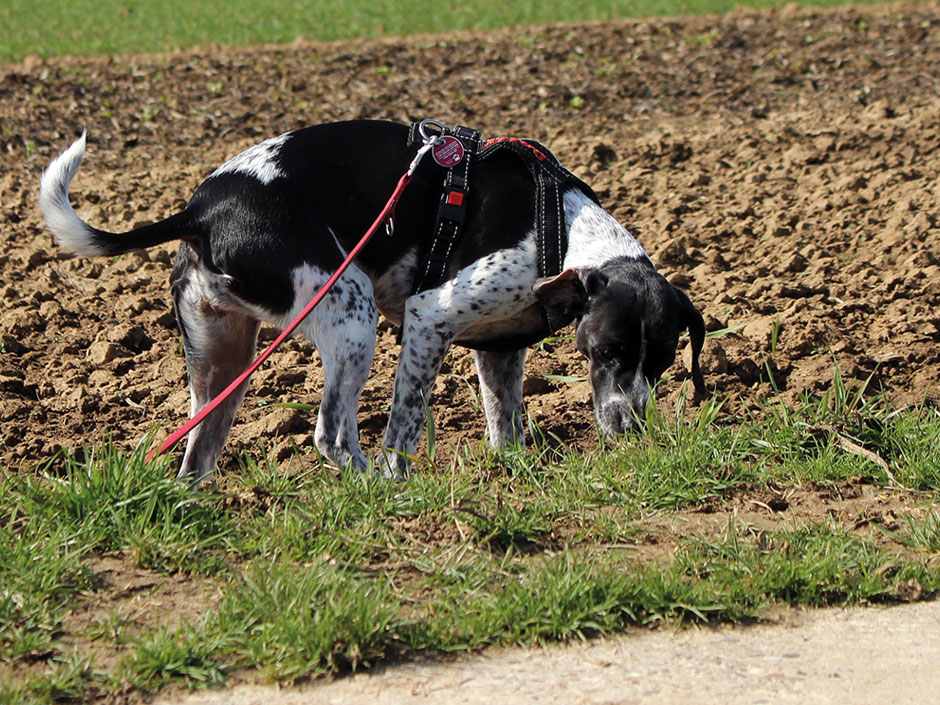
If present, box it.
[563,188,649,269]
[38,131,108,257]
[211,133,291,184]
[175,267,242,363]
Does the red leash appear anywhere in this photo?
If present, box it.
[147,129,441,462]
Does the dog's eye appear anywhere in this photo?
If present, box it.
[594,345,619,363]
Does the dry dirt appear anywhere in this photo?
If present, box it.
[2,2,940,474]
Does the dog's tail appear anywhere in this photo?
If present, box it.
[39,130,196,257]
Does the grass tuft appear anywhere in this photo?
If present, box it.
[208,560,397,681]
[18,441,233,573]
[121,624,228,692]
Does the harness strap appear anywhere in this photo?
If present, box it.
[411,125,480,295]
[478,136,598,283]
[406,123,600,339]
[536,157,563,281]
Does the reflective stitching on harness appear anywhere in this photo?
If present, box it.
[537,170,548,276]
[414,126,479,294]
[553,180,563,277]
[409,122,599,297]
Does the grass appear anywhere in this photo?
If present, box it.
[18,442,233,574]
[1,0,891,63]
[1,369,939,701]
[0,521,96,663]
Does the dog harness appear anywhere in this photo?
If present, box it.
[407,122,600,316]
[408,123,482,295]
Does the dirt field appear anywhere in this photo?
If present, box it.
[2,4,939,478]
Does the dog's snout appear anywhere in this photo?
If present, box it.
[597,398,645,435]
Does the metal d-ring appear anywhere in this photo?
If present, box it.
[418,119,447,144]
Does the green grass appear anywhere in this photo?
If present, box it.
[1,369,939,701]
[18,442,233,574]
[0,521,96,663]
[2,0,881,63]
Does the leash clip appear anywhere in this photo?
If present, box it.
[389,119,451,237]
[405,119,447,179]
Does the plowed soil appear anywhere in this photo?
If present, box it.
[2,2,939,475]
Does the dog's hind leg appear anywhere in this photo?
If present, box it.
[290,263,377,472]
[172,259,261,485]
[473,348,526,449]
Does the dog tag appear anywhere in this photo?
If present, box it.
[432,135,464,167]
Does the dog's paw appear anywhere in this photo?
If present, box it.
[375,449,410,481]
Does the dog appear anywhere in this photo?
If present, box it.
[39,120,705,482]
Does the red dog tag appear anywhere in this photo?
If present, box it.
[432,135,464,167]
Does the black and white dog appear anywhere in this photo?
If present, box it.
[39,120,705,482]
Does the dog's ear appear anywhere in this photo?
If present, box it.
[672,285,707,396]
[533,269,589,323]
[583,270,609,297]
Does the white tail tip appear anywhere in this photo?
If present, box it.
[38,130,108,258]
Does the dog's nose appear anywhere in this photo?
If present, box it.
[599,401,644,435]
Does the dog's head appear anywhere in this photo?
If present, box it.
[534,258,706,434]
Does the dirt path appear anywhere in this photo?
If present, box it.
[160,600,940,704]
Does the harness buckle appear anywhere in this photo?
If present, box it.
[438,186,468,224]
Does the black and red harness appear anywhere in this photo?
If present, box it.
[406,122,599,311]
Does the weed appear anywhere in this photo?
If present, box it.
[0,517,96,662]
[895,510,940,553]
[19,442,233,573]
[679,521,938,607]
[212,560,398,679]
[769,315,782,360]
[0,653,107,704]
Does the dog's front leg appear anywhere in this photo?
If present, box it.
[379,297,456,478]
[474,348,526,449]
[379,241,539,477]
